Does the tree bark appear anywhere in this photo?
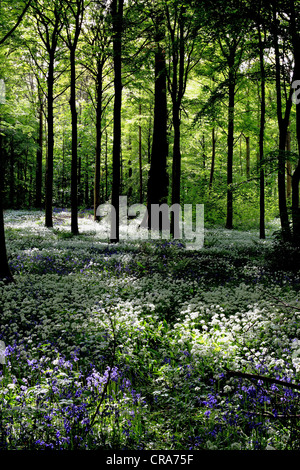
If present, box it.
[10,135,14,207]
[45,55,54,227]
[273,4,292,241]
[35,89,43,209]
[258,22,265,239]
[70,46,79,235]
[110,0,124,242]
[147,39,168,230]
[245,136,250,179]
[289,0,300,246]
[226,66,235,230]
[0,116,13,282]
[94,59,103,221]
[139,103,143,204]
[286,128,292,201]
[209,126,216,192]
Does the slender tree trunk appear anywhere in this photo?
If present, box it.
[10,135,14,207]
[61,130,65,207]
[0,116,13,282]
[70,47,79,235]
[209,126,216,192]
[292,163,300,246]
[170,104,181,238]
[170,8,185,238]
[147,39,168,230]
[278,129,291,239]
[202,133,206,169]
[258,22,265,239]
[273,5,292,240]
[94,59,103,221]
[171,104,181,207]
[226,66,235,230]
[286,125,292,200]
[128,159,132,201]
[105,129,108,201]
[85,153,89,206]
[35,91,43,209]
[290,0,300,246]
[245,136,250,179]
[139,103,143,204]
[45,55,54,227]
[110,0,124,242]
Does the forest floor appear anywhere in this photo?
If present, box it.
[0,209,300,450]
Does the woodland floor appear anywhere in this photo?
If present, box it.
[0,209,300,450]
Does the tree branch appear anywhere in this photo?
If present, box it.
[0,0,33,45]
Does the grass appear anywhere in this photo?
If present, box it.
[0,209,299,450]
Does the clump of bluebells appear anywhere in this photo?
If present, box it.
[1,210,300,450]
[0,353,147,450]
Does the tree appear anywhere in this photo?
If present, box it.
[110,0,124,242]
[35,83,44,208]
[215,5,247,229]
[147,7,169,231]
[271,1,293,241]
[287,0,300,246]
[30,0,65,227]
[62,0,85,236]
[165,0,202,237]
[0,108,14,282]
[0,0,34,282]
[257,20,266,239]
[0,0,33,46]
[80,1,112,221]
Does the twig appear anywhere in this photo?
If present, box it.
[256,287,300,311]
[225,369,300,391]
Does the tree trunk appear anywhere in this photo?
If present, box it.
[105,129,108,201]
[258,22,265,239]
[245,136,250,179]
[286,127,292,201]
[35,90,43,209]
[70,47,79,235]
[85,153,89,207]
[226,67,235,230]
[0,116,13,282]
[45,55,54,227]
[139,103,143,204]
[292,164,300,246]
[94,59,103,221]
[10,135,14,207]
[147,39,168,230]
[209,126,216,192]
[61,128,65,207]
[171,103,181,238]
[110,0,124,242]
[289,0,300,246]
[170,7,185,239]
[273,5,292,240]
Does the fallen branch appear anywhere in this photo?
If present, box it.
[225,369,300,391]
[256,287,300,311]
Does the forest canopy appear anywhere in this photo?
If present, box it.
[0,0,299,265]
